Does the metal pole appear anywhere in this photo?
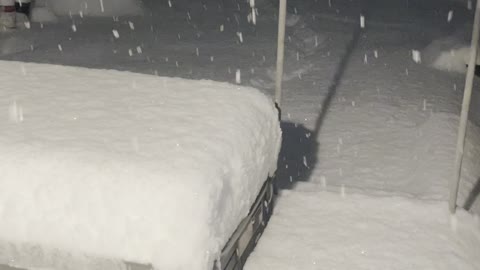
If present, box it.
[275,0,287,107]
[449,0,480,214]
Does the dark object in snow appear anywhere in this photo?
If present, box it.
[213,178,275,270]
[15,0,30,17]
[466,64,480,76]
[464,177,480,211]
[275,122,317,190]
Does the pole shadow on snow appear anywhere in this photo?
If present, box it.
[275,27,363,190]
[275,122,317,190]
[463,177,480,211]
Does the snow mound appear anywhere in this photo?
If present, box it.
[246,189,480,270]
[431,46,473,73]
[0,61,281,270]
[46,0,143,17]
[422,35,479,73]
[306,98,480,209]
[286,14,302,27]
[290,26,327,56]
[31,7,58,23]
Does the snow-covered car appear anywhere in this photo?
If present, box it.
[0,61,282,270]
[0,0,31,29]
[0,0,16,29]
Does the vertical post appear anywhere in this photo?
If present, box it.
[275,0,287,107]
[449,0,480,214]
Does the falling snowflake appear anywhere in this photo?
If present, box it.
[447,10,453,22]
[360,15,365,28]
[112,29,120,39]
[235,69,241,84]
[412,50,421,63]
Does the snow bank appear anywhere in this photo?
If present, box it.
[30,6,58,23]
[0,61,281,270]
[246,189,480,270]
[429,46,473,73]
[45,0,143,17]
[422,35,479,73]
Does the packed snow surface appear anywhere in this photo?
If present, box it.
[0,61,281,270]
[245,188,480,270]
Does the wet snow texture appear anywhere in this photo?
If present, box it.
[0,62,281,270]
[1,0,480,269]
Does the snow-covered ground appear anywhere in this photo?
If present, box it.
[1,0,480,269]
[245,191,480,270]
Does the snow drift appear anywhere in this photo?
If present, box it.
[422,34,480,73]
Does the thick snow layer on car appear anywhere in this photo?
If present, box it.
[0,61,281,270]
